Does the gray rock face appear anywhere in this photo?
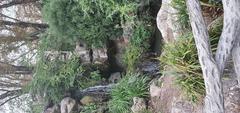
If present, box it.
[131,97,147,113]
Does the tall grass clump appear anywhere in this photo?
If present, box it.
[159,20,222,102]
[171,0,190,30]
[108,73,149,113]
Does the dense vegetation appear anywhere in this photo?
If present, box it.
[42,0,138,48]
[27,0,154,112]
[160,0,223,102]
[0,0,223,112]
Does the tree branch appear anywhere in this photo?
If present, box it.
[0,0,40,9]
[215,0,240,75]
[186,0,224,112]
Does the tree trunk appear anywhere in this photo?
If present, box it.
[215,0,240,75]
[186,0,224,113]
[0,0,40,9]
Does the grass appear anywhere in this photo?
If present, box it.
[160,33,204,102]
[108,73,149,113]
[171,0,190,30]
[159,20,222,102]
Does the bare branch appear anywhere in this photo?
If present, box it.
[0,95,20,106]
[0,0,40,9]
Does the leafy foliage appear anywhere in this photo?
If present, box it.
[108,73,149,113]
[29,54,103,103]
[30,56,82,103]
[42,0,138,47]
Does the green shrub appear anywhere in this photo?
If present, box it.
[42,0,138,47]
[108,73,149,113]
[30,56,82,103]
[29,54,103,103]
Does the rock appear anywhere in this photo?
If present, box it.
[92,48,108,63]
[156,0,181,43]
[171,99,194,113]
[44,104,60,113]
[225,86,240,113]
[80,96,95,105]
[149,76,181,113]
[149,80,162,98]
[131,97,147,113]
[108,72,121,83]
[74,41,91,63]
[60,97,76,113]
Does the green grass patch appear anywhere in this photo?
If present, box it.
[108,73,149,113]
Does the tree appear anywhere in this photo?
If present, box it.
[186,0,240,112]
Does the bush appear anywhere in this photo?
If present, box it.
[29,55,103,103]
[108,73,149,113]
[30,56,82,103]
[42,0,138,47]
